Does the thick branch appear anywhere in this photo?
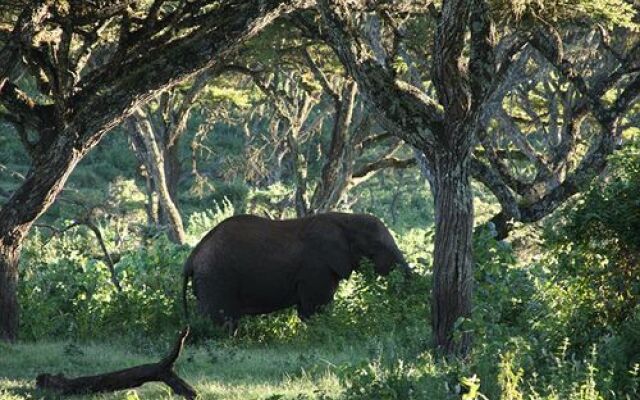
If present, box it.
[468,0,495,108]
[0,79,52,132]
[165,67,216,148]
[71,1,312,142]
[302,46,339,102]
[0,2,50,77]
[353,157,416,179]
[432,0,470,123]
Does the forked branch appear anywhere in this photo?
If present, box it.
[36,328,196,399]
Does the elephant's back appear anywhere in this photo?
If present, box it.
[192,215,305,271]
[191,213,346,267]
[192,215,307,309]
[213,214,306,243]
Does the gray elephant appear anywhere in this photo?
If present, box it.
[182,212,409,329]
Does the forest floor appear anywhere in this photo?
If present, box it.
[0,340,363,399]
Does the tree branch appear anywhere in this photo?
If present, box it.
[468,0,495,108]
[353,157,416,179]
[316,0,441,151]
[0,79,52,132]
[302,46,339,102]
[36,328,196,399]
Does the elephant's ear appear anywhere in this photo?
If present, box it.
[303,230,353,280]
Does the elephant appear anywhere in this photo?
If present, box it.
[182,212,410,330]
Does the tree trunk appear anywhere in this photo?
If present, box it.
[431,150,474,356]
[310,81,357,213]
[287,125,309,217]
[0,241,20,342]
[132,115,186,245]
[164,142,181,215]
[0,139,81,340]
[130,132,160,227]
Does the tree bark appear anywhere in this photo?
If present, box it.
[0,137,81,341]
[132,114,186,245]
[310,81,357,212]
[431,150,474,356]
[287,125,309,217]
[0,241,20,342]
[130,132,161,227]
[164,142,181,216]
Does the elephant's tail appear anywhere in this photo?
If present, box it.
[182,254,195,320]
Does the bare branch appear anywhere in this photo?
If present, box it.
[302,46,339,102]
[353,157,416,179]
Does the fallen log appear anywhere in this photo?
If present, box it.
[36,327,197,399]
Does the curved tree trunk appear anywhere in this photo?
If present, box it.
[0,138,81,341]
[431,150,474,356]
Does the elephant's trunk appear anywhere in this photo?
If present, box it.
[399,260,413,278]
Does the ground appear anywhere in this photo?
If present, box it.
[0,340,361,400]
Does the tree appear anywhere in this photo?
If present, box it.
[0,0,310,341]
[127,69,216,244]
[313,0,640,355]
[231,42,416,216]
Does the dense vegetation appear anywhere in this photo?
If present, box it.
[2,0,640,399]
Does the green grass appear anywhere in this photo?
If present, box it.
[0,339,363,399]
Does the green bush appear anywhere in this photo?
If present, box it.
[20,232,189,342]
[531,144,640,350]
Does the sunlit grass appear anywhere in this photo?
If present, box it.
[0,340,355,399]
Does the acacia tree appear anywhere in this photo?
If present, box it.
[0,0,310,342]
[127,69,217,244]
[314,0,640,355]
[233,47,415,216]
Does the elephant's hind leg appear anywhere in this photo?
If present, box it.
[194,272,240,331]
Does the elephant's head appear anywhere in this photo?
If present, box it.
[343,214,411,276]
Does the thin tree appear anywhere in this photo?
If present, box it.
[127,69,216,244]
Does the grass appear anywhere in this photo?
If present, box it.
[0,339,367,399]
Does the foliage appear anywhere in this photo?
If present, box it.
[492,0,640,30]
[12,195,640,399]
[1,0,640,397]
[340,359,419,400]
[536,143,640,348]
[186,198,235,242]
[19,232,189,342]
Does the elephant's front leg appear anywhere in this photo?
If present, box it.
[296,265,339,321]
